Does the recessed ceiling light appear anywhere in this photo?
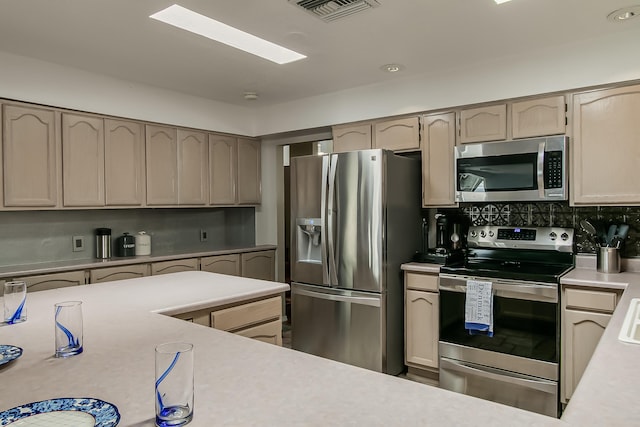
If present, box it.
[607,6,640,23]
[494,0,513,4]
[243,91,258,101]
[150,4,307,64]
[380,63,404,73]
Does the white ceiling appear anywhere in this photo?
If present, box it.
[0,0,638,108]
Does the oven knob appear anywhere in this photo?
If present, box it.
[470,230,477,238]
[480,230,486,238]
[561,232,569,241]
[549,232,557,241]
[488,231,494,237]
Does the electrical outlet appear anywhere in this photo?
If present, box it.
[72,236,85,252]
[200,229,208,242]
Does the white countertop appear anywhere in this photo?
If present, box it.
[401,262,441,274]
[0,271,561,426]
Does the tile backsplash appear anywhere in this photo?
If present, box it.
[444,202,640,257]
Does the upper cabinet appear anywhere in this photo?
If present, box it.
[62,113,105,207]
[177,129,208,205]
[209,135,261,205]
[458,104,507,144]
[2,104,60,208]
[146,126,209,206]
[572,84,640,205]
[332,123,372,153]
[146,125,178,205]
[104,119,145,206]
[422,113,457,207]
[237,138,261,204]
[459,96,566,144]
[373,117,420,152]
[511,95,566,139]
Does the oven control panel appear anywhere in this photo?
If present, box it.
[468,226,574,252]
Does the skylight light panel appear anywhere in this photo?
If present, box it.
[150,4,306,65]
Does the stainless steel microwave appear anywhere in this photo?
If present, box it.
[455,135,567,203]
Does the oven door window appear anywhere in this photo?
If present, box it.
[457,153,537,192]
[439,289,558,363]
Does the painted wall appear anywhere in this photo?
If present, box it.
[0,208,255,267]
[0,51,256,136]
[254,25,640,135]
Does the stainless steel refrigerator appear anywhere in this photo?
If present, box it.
[290,149,421,375]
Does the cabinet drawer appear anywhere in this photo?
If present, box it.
[235,319,282,346]
[151,258,199,275]
[565,288,619,313]
[405,272,439,292]
[90,264,149,283]
[211,296,281,332]
[16,271,86,292]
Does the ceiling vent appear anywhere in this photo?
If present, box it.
[289,0,381,22]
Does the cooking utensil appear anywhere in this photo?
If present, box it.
[607,224,617,246]
[580,219,605,246]
[617,224,630,240]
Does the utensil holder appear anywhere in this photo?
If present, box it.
[597,247,621,274]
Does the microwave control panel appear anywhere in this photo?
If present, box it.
[543,151,564,189]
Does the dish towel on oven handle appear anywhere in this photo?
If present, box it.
[465,280,494,337]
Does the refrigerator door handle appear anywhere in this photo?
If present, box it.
[321,156,330,285]
[292,286,381,308]
[327,154,339,287]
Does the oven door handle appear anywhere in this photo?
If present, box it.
[440,357,557,394]
[439,275,558,303]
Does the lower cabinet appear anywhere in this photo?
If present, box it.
[151,258,199,275]
[561,285,622,403]
[200,254,241,276]
[173,295,282,346]
[404,270,440,382]
[13,270,86,292]
[240,250,275,281]
[90,264,149,284]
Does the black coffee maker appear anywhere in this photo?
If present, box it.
[413,212,467,264]
[435,213,465,254]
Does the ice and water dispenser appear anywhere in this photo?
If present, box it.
[296,218,322,264]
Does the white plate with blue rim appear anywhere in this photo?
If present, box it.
[0,398,120,426]
[0,345,22,367]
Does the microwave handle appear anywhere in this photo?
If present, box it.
[537,142,545,198]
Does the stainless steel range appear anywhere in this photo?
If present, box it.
[438,225,574,418]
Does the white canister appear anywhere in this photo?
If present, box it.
[135,231,151,256]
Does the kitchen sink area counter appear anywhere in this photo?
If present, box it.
[560,265,640,426]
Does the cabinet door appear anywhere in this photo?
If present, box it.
[237,138,261,204]
[562,309,611,402]
[405,289,439,369]
[90,264,149,284]
[62,113,105,207]
[104,119,145,206]
[235,319,283,346]
[146,125,178,205]
[178,129,208,205]
[458,104,507,144]
[17,270,86,292]
[209,134,237,205]
[332,124,372,153]
[200,254,241,276]
[151,258,199,275]
[572,85,640,205]
[373,117,420,151]
[511,96,566,139]
[3,105,59,207]
[422,113,457,207]
[241,250,275,281]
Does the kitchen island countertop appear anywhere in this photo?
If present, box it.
[0,271,562,426]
